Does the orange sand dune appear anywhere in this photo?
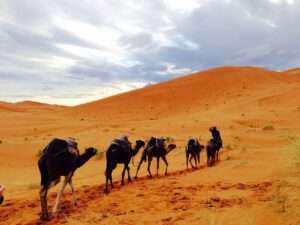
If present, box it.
[65,66,298,120]
[0,66,300,225]
[0,101,67,113]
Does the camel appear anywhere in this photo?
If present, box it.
[0,185,4,205]
[206,139,220,166]
[186,138,204,168]
[209,127,223,161]
[105,139,145,193]
[135,137,156,177]
[135,137,176,178]
[38,138,97,220]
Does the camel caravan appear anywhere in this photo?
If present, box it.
[37,127,223,220]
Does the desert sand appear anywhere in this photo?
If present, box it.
[0,66,300,225]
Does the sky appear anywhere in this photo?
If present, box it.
[0,0,299,106]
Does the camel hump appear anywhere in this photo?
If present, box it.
[156,137,166,148]
[147,137,157,147]
[111,138,127,146]
[207,139,218,148]
[188,138,199,147]
[111,138,131,152]
[41,138,68,157]
[67,137,78,148]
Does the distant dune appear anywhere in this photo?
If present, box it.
[0,100,67,112]
[64,66,300,121]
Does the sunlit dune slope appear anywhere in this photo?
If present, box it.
[64,66,299,122]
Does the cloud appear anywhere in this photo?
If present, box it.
[0,0,300,105]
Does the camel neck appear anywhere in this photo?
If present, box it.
[76,152,93,168]
[131,146,141,157]
[166,147,175,154]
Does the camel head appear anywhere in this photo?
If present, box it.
[135,140,145,149]
[76,147,97,168]
[167,144,176,153]
[84,147,98,156]
[131,140,145,157]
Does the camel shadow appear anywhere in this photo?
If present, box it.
[21,163,219,224]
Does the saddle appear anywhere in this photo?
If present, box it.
[111,138,131,153]
[188,138,199,147]
[209,138,222,149]
[41,138,79,158]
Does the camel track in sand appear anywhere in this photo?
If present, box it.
[0,166,276,225]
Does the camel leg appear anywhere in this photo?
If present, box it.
[107,170,114,191]
[105,172,110,193]
[194,154,197,167]
[156,157,160,176]
[213,153,216,166]
[109,172,113,188]
[211,151,215,166]
[216,149,220,161]
[207,155,210,167]
[105,166,114,193]
[68,178,77,206]
[135,158,143,178]
[39,185,49,220]
[147,157,153,178]
[207,148,211,167]
[127,165,131,182]
[52,176,68,215]
[186,151,189,169]
[189,154,194,168]
[197,152,200,166]
[161,155,168,175]
[121,164,127,185]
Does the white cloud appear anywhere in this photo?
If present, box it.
[269,0,294,4]
[0,0,300,105]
